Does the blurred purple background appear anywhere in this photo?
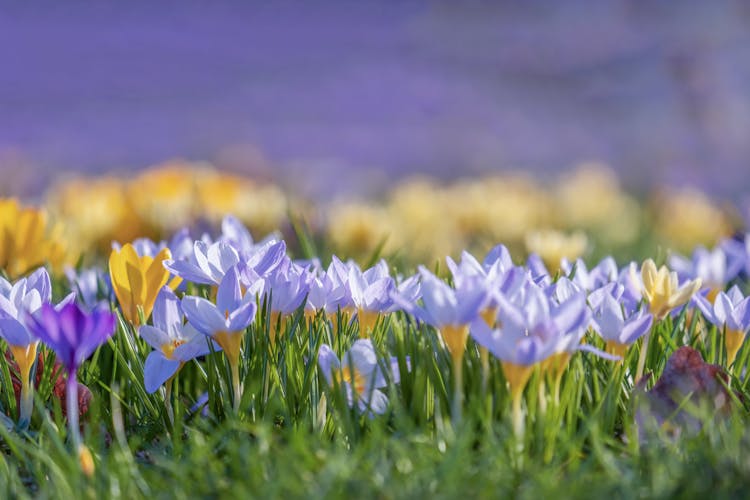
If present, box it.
[1,1,749,200]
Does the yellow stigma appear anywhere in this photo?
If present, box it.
[335,365,367,396]
[161,339,187,360]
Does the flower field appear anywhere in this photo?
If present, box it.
[1,165,750,498]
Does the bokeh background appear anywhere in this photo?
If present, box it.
[3,1,749,198]
[1,1,749,267]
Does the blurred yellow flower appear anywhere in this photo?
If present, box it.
[555,163,640,245]
[129,162,202,232]
[328,202,398,261]
[0,198,72,278]
[652,188,733,252]
[46,177,140,253]
[197,171,287,235]
[108,243,180,326]
[525,229,588,271]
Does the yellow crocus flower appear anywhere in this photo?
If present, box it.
[108,243,180,326]
[640,259,702,320]
[635,259,701,381]
[0,198,72,278]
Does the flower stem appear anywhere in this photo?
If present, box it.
[164,377,175,425]
[231,361,242,412]
[66,370,81,451]
[512,392,525,440]
[451,353,463,426]
[538,377,547,416]
[19,375,34,427]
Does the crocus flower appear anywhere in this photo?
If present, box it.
[218,215,287,275]
[0,199,72,278]
[347,261,395,336]
[318,339,402,415]
[639,259,702,321]
[669,246,735,303]
[27,302,116,476]
[238,239,288,283]
[694,286,750,366]
[392,266,486,423]
[395,267,487,360]
[109,243,180,326]
[447,249,525,391]
[66,266,113,310]
[470,285,601,436]
[589,283,653,359]
[261,260,313,343]
[140,287,219,394]
[721,233,750,279]
[560,256,618,292]
[304,273,346,321]
[472,286,595,395]
[182,266,257,409]
[635,259,702,380]
[0,268,53,425]
[164,240,240,286]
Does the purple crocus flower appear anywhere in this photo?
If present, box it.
[259,260,313,341]
[113,229,193,262]
[242,239,288,280]
[0,268,55,425]
[470,285,595,369]
[546,276,584,304]
[694,285,750,366]
[164,240,240,285]
[392,266,487,423]
[65,266,113,310]
[721,233,750,279]
[526,253,552,287]
[305,273,348,318]
[181,265,257,409]
[669,246,737,299]
[560,256,618,292]
[27,302,115,378]
[447,249,523,312]
[588,283,653,359]
[27,302,115,472]
[219,215,256,257]
[483,244,514,271]
[318,339,402,415]
[140,287,219,394]
[471,283,608,434]
[394,266,487,333]
[347,261,395,336]
[262,260,313,316]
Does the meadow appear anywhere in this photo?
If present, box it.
[1,164,749,499]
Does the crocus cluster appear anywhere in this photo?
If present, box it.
[3,212,749,469]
